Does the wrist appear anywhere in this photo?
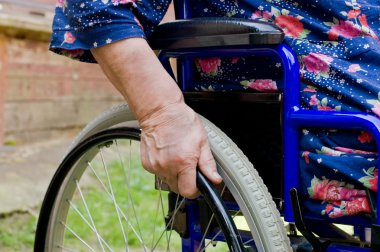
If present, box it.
[139,100,194,131]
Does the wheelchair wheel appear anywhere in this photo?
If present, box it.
[35,105,291,251]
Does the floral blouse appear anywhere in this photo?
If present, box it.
[51,0,380,219]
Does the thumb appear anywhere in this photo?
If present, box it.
[198,142,222,184]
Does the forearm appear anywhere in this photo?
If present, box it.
[91,38,183,121]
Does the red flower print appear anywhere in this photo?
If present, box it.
[327,20,362,40]
[371,102,380,117]
[196,58,221,76]
[303,87,317,93]
[358,14,369,28]
[244,79,278,92]
[63,32,76,44]
[358,131,373,144]
[358,14,379,40]
[347,10,361,19]
[274,15,304,38]
[345,198,371,215]
[302,151,310,164]
[325,204,334,214]
[251,10,262,19]
[309,94,318,106]
[369,169,378,191]
[318,106,334,111]
[359,168,378,192]
[231,57,240,64]
[251,10,273,20]
[112,0,137,7]
[56,0,66,8]
[62,49,84,58]
[262,11,273,20]
[335,146,375,155]
[302,53,333,75]
[348,64,361,73]
[134,17,144,30]
[327,206,344,218]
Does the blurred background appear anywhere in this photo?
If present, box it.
[0,0,122,251]
[0,1,175,250]
[0,0,123,145]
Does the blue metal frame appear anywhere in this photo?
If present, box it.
[163,1,379,251]
[157,43,378,251]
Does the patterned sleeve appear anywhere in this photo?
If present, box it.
[50,0,172,63]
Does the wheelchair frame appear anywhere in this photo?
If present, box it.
[155,0,380,251]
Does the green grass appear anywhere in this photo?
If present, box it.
[0,211,37,251]
[62,141,182,251]
[0,140,233,251]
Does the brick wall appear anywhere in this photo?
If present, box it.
[0,0,123,144]
[0,1,175,144]
[3,37,122,143]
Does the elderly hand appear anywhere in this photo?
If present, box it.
[140,101,222,198]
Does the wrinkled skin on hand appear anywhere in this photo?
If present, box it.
[140,102,222,198]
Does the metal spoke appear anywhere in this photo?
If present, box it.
[167,193,180,252]
[152,197,186,251]
[201,210,242,252]
[158,181,170,249]
[87,161,147,249]
[99,147,128,246]
[197,185,227,252]
[60,221,96,252]
[67,200,113,251]
[151,189,162,250]
[76,180,106,252]
[116,140,147,252]
[115,140,131,252]
[243,238,255,246]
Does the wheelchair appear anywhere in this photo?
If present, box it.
[34,1,380,251]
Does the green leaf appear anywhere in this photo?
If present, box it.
[281,9,290,15]
[345,1,353,6]
[335,106,342,111]
[366,99,380,106]
[299,29,311,39]
[319,72,330,79]
[340,11,348,16]
[307,187,315,197]
[333,17,340,24]
[362,26,370,33]
[323,22,335,27]
[271,6,281,17]
[367,167,375,175]
[240,80,249,86]
[321,97,328,106]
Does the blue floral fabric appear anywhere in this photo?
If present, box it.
[51,0,380,218]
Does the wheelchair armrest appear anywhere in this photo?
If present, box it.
[149,17,284,50]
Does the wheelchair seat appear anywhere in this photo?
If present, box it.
[149,17,284,50]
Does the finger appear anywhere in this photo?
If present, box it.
[165,176,179,195]
[140,136,155,174]
[177,167,199,199]
[198,143,222,184]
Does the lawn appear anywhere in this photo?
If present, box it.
[0,139,233,251]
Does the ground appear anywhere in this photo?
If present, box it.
[0,136,73,251]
